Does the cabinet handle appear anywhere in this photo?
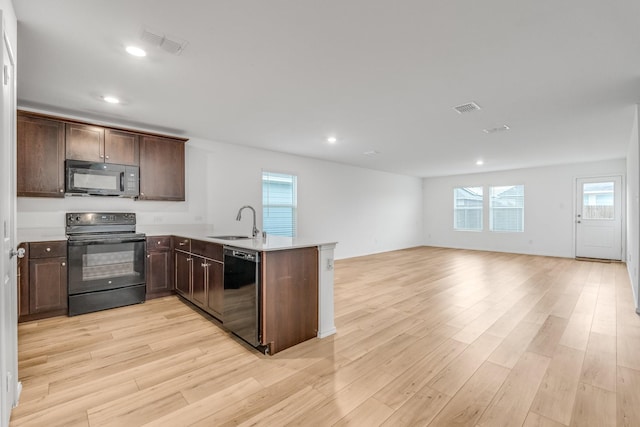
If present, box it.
[99,155,104,159]
[46,247,51,252]
[61,262,66,266]
[147,254,150,258]
[187,258,192,262]
[157,241,161,245]
[59,189,64,193]
[105,155,110,160]
[201,263,206,267]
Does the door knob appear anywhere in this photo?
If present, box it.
[10,248,25,259]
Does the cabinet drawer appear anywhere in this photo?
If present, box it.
[29,241,66,258]
[147,236,171,251]
[191,239,223,261]
[172,236,191,252]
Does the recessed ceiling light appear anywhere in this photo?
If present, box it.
[327,136,337,144]
[126,46,146,57]
[102,96,120,104]
[476,159,484,166]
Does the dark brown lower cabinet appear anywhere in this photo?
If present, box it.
[173,239,224,321]
[19,240,68,322]
[191,255,207,308]
[29,257,67,313]
[174,250,192,297]
[262,247,319,354]
[146,236,173,299]
[206,261,224,319]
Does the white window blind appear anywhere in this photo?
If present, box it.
[490,185,524,232]
[454,187,483,231]
[262,172,297,237]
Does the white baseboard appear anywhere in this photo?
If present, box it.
[317,327,337,339]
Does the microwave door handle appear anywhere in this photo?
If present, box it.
[120,171,125,191]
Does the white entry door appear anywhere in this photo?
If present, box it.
[1,20,19,426]
[575,176,622,260]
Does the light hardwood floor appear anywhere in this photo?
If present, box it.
[10,246,640,426]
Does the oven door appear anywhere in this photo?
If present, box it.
[68,236,146,295]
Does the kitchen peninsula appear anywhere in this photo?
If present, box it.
[167,233,337,354]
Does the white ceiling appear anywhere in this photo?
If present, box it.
[13,0,640,177]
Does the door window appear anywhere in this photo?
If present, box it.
[582,181,614,220]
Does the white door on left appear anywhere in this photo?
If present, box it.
[0,16,19,426]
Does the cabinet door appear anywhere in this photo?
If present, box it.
[174,251,192,297]
[262,247,318,354]
[17,113,65,197]
[192,255,207,308]
[207,260,224,319]
[29,257,67,313]
[139,136,185,201]
[65,123,105,162]
[146,250,172,297]
[105,129,139,165]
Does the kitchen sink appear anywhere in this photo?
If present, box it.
[208,235,252,240]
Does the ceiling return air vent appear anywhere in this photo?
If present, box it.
[453,101,481,114]
[140,28,188,55]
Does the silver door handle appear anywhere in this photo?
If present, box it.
[10,248,25,259]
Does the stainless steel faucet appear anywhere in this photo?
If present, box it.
[236,205,259,237]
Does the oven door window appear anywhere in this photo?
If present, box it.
[68,240,146,294]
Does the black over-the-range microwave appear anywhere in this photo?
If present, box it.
[65,160,139,197]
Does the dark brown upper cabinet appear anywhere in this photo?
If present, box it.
[17,112,66,197]
[139,135,186,201]
[66,124,139,165]
[17,110,187,200]
[105,129,140,165]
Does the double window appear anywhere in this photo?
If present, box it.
[262,171,297,237]
[454,185,524,232]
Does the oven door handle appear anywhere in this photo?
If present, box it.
[68,237,146,246]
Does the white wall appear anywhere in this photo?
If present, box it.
[194,138,424,259]
[17,129,424,260]
[626,105,639,311]
[423,159,626,258]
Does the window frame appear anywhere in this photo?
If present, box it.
[453,186,484,232]
[489,184,525,233]
[261,171,298,237]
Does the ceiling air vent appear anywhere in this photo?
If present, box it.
[140,28,188,55]
[483,124,510,134]
[453,102,481,114]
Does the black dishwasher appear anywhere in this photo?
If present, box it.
[223,247,261,347]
